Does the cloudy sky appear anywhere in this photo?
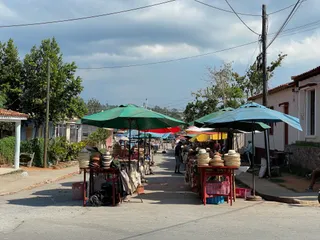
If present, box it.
[0,0,319,110]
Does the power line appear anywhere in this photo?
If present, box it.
[224,0,260,35]
[0,0,176,29]
[194,0,260,17]
[77,41,257,70]
[268,3,296,15]
[267,0,303,48]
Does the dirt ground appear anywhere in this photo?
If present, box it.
[270,173,320,192]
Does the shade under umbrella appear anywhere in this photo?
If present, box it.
[81,104,185,130]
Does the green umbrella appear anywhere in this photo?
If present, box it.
[81,104,185,130]
[192,108,234,127]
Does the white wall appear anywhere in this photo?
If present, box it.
[297,75,320,142]
[248,87,298,151]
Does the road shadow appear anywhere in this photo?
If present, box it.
[6,184,82,207]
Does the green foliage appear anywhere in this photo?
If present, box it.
[294,141,320,148]
[0,39,23,111]
[0,136,16,165]
[236,53,287,98]
[48,137,68,163]
[184,55,287,121]
[87,128,111,147]
[48,137,86,163]
[21,37,86,130]
[85,98,118,115]
[21,137,86,166]
[183,98,218,123]
[150,106,183,120]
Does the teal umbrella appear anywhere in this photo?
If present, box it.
[192,107,234,127]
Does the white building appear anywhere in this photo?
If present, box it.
[248,66,320,152]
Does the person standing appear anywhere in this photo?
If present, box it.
[174,141,182,174]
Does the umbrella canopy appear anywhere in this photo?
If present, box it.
[81,104,185,130]
[204,102,302,131]
[141,126,181,133]
[206,121,270,132]
[192,107,234,127]
[186,126,216,134]
[190,133,228,142]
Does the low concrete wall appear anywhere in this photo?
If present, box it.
[285,144,320,171]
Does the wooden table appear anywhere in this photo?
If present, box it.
[198,166,238,206]
[80,167,120,207]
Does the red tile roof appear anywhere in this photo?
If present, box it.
[248,81,295,100]
[291,66,320,82]
[0,109,28,118]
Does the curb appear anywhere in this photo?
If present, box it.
[0,170,80,196]
[0,169,24,177]
[235,178,306,205]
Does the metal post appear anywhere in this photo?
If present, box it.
[43,59,50,168]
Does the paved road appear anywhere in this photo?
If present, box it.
[1,151,320,240]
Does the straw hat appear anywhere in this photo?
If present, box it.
[198,149,206,154]
[79,160,90,168]
[209,162,224,167]
[228,150,237,155]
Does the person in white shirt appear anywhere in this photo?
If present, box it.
[244,140,253,165]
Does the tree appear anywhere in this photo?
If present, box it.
[183,97,218,123]
[87,128,111,148]
[0,39,23,111]
[150,105,183,120]
[236,53,287,99]
[86,98,106,115]
[21,38,87,136]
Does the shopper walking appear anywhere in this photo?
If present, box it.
[174,141,182,174]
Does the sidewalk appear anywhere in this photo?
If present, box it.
[0,165,80,196]
[236,172,319,204]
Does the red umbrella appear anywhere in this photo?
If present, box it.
[141,126,181,133]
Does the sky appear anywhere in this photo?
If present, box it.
[0,0,319,111]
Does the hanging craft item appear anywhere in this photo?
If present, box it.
[197,149,211,166]
[101,152,113,169]
[223,150,241,167]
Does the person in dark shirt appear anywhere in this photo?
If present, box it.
[174,142,182,174]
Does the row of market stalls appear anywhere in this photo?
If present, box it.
[77,102,302,206]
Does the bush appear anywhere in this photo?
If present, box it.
[48,137,86,164]
[0,136,16,165]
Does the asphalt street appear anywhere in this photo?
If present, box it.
[1,151,319,240]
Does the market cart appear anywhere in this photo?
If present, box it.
[80,167,121,207]
[198,166,238,206]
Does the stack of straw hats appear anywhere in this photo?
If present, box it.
[197,149,211,166]
[223,150,241,167]
[101,152,113,169]
[89,152,101,168]
[209,153,224,167]
[79,159,90,169]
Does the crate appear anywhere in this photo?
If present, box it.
[206,196,224,204]
[206,181,230,195]
[236,187,251,198]
[72,182,87,200]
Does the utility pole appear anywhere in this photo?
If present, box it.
[43,59,50,168]
[262,4,271,178]
[262,4,268,106]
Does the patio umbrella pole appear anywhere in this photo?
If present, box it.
[252,128,255,197]
[264,129,271,177]
[137,129,140,171]
[128,119,132,170]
